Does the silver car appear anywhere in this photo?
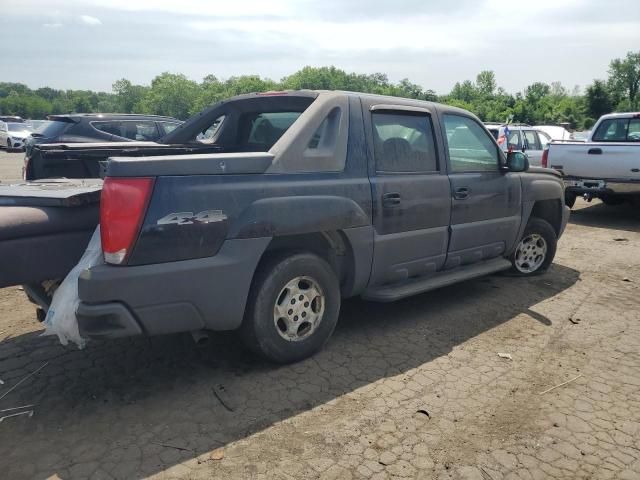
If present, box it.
[485,123,551,167]
[0,122,34,151]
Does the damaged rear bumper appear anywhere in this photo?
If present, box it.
[77,237,270,339]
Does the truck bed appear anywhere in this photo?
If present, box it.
[547,141,640,195]
[0,180,100,288]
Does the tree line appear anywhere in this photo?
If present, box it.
[1,51,638,129]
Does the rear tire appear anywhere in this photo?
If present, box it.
[564,192,576,209]
[510,218,557,276]
[240,252,341,364]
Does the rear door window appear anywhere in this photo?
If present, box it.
[628,119,640,141]
[523,130,541,150]
[537,131,550,148]
[93,121,160,141]
[372,111,438,172]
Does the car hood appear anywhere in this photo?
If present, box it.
[8,132,32,139]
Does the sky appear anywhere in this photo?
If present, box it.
[1,0,639,95]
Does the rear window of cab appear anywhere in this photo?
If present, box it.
[593,117,640,142]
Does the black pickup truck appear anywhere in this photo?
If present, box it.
[1,91,570,363]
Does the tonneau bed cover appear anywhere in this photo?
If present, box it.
[0,179,102,207]
[0,179,101,288]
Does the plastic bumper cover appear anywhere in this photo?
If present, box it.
[77,237,271,337]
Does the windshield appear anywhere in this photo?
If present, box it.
[8,123,32,132]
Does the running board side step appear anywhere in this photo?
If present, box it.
[362,257,511,302]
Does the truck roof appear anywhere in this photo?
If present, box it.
[47,113,179,121]
[596,112,640,120]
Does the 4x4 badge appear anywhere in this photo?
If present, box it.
[157,210,227,225]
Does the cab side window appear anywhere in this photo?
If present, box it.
[443,115,499,173]
[372,111,438,173]
[523,130,540,150]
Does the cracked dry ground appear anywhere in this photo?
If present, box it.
[0,200,638,480]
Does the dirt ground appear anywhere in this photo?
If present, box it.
[0,150,639,479]
[0,149,23,182]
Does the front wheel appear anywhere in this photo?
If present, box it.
[240,252,341,363]
[510,218,557,276]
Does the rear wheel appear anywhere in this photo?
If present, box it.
[510,218,557,276]
[564,191,576,208]
[240,252,341,363]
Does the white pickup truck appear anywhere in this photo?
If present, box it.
[544,112,640,207]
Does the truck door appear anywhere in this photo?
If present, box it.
[442,114,522,268]
[366,105,451,286]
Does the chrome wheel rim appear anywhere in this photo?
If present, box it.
[273,276,325,342]
[515,234,547,273]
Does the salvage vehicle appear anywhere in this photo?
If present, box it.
[544,112,640,207]
[0,91,570,363]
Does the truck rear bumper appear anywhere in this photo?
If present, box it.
[564,178,640,195]
[77,237,270,338]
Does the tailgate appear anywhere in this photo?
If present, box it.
[548,142,640,180]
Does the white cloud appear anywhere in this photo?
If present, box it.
[80,14,102,26]
[43,22,63,28]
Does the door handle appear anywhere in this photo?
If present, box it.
[588,148,602,155]
[631,168,640,173]
[453,187,470,200]
[382,192,401,208]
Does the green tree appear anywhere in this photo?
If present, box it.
[476,70,496,96]
[585,80,612,120]
[608,51,640,110]
[449,80,478,103]
[112,79,148,113]
[139,73,199,119]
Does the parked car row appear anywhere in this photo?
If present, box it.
[0,114,181,152]
[0,121,33,150]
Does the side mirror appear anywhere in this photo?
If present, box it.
[506,151,529,172]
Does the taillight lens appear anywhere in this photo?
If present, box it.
[541,147,549,168]
[100,177,155,265]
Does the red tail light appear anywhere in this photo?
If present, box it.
[541,147,549,168]
[100,177,155,265]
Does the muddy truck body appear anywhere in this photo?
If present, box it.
[0,91,570,362]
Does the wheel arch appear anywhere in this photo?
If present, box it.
[255,227,372,299]
[529,199,563,236]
